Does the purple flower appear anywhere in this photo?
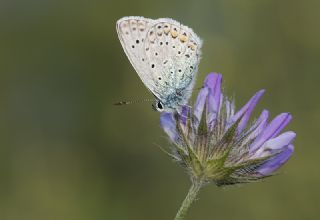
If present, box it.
[160,73,295,186]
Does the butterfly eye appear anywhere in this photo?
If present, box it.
[152,100,164,112]
[157,101,163,110]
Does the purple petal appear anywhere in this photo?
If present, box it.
[242,110,269,146]
[218,93,224,115]
[193,87,209,127]
[160,112,178,142]
[179,105,190,126]
[205,73,222,127]
[228,90,265,133]
[257,145,294,176]
[225,98,235,121]
[253,131,296,158]
[250,113,292,152]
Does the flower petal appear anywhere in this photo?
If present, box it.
[253,131,296,158]
[228,90,265,133]
[242,110,269,146]
[205,73,222,127]
[160,112,178,142]
[193,87,209,127]
[257,145,294,176]
[225,98,235,121]
[179,105,190,126]
[250,113,292,152]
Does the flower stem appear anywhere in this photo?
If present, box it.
[174,179,203,220]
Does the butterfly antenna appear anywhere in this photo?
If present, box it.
[113,99,154,106]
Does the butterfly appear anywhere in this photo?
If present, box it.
[116,16,202,112]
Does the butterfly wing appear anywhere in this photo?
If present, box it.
[116,17,202,110]
[143,18,202,108]
[116,16,159,96]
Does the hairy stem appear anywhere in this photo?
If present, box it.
[174,179,203,220]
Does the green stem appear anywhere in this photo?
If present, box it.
[174,179,203,220]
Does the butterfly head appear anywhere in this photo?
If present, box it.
[152,98,184,113]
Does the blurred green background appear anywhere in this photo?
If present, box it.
[0,0,319,219]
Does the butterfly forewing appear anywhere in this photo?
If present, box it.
[116,17,158,94]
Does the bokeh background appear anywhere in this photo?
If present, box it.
[0,0,319,219]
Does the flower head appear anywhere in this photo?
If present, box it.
[160,73,295,186]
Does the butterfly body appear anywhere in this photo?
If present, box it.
[116,16,202,112]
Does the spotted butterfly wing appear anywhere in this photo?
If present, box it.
[116,16,202,112]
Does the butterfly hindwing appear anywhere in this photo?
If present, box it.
[144,18,202,106]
